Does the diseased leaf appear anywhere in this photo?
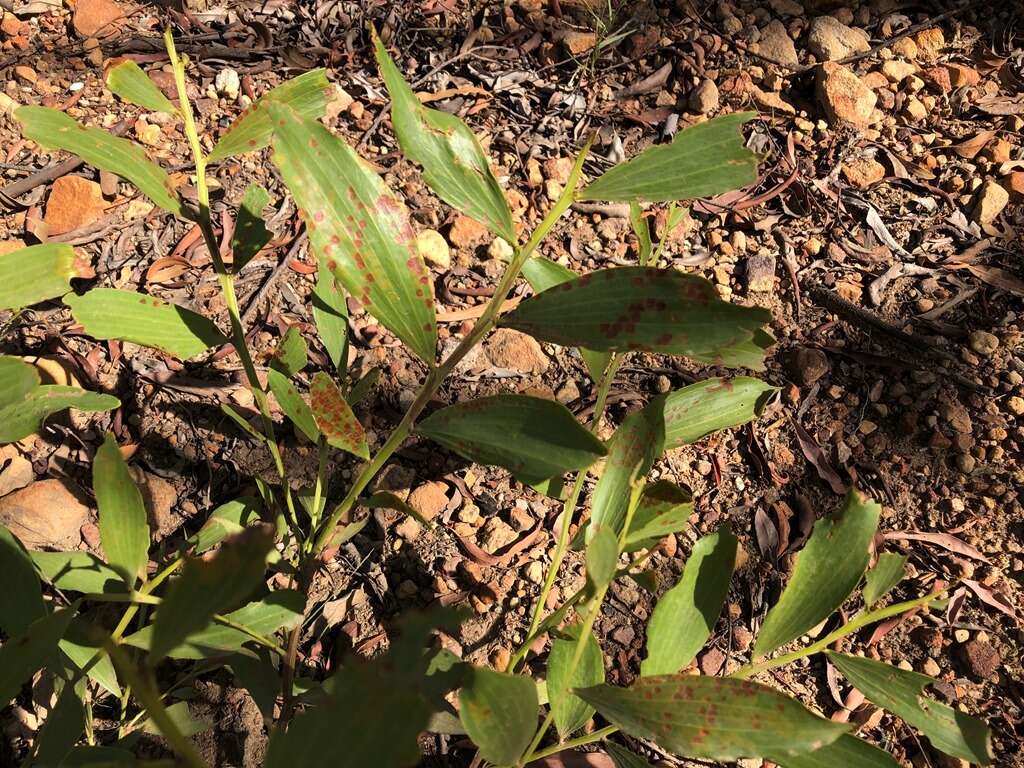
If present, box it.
[374,34,515,242]
[266,368,319,443]
[521,256,611,381]
[124,590,303,659]
[148,526,274,662]
[0,243,91,310]
[502,268,773,370]
[575,675,847,761]
[188,497,262,554]
[548,625,603,738]
[32,550,127,594]
[590,397,666,541]
[580,113,758,202]
[661,377,777,449]
[231,185,272,272]
[65,288,227,359]
[586,524,620,590]
[270,325,308,378]
[105,60,177,114]
[0,607,75,704]
[309,372,368,458]
[754,490,881,658]
[268,102,436,361]
[863,553,908,606]
[827,652,992,765]
[606,741,656,768]
[208,69,330,161]
[624,480,692,552]
[459,667,538,765]
[642,525,736,676]
[770,733,901,768]
[0,525,45,636]
[94,433,149,585]
[0,386,119,443]
[312,260,349,372]
[16,106,185,216]
[416,394,607,485]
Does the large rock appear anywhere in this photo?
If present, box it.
[689,78,720,114]
[807,16,870,61]
[73,0,126,39]
[757,20,799,67]
[816,62,877,127]
[44,176,107,236]
[483,329,549,374]
[0,479,90,550]
[972,180,1009,224]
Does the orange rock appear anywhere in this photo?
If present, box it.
[1000,171,1024,201]
[447,214,489,249]
[986,138,1014,163]
[945,63,980,88]
[816,62,877,127]
[73,0,125,39]
[913,27,945,61]
[0,239,26,256]
[44,176,107,236]
[842,157,886,188]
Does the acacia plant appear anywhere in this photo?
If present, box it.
[0,30,993,768]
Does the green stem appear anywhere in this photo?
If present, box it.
[525,725,617,763]
[311,138,593,554]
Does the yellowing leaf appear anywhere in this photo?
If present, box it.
[309,372,367,458]
[106,60,177,114]
[0,243,91,310]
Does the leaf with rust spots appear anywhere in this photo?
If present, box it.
[270,325,308,379]
[769,733,901,768]
[267,368,318,443]
[826,652,992,765]
[661,377,777,449]
[622,480,693,552]
[208,70,330,162]
[548,624,604,739]
[459,667,537,765]
[64,288,227,359]
[374,33,515,243]
[15,107,186,218]
[753,490,880,659]
[415,394,606,485]
[575,675,847,761]
[581,112,759,203]
[309,372,368,459]
[0,243,91,310]
[502,268,773,370]
[0,383,120,444]
[268,102,436,362]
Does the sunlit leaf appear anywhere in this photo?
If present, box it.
[60,617,121,697]
[0,525,45,636]
[32,550,126,594]
[576,675,847,761]
[188,497,262,554]
[0,243,91,310]
[590,397,665,541]
[208,69,331,162]
[16,106,185,216]
[521,256,610,381]
[0,355,40,408]
[311,260,349,372]
[629,202,653,265]
[0,607,76,704]
[34,680,84,766]
[310,372,368,458]
[0,386,119,443]
[827,652,992,765]
[642,525,736,676]
[754,490,880,658]
[586,524,620,591]
[266,368,319,443]
[548,624,603,738]
[770,733,901,768]
[270,325,308,378]
[125,590,303,659]
[94,433,149,585]
[863,553,907,607]
[65,288,227,359]
[231,185,272,272]
[416,394,606,484]
[269,104,436,361]
[364,491,433,528]
[148,526,274,662]
[460,667,538,765]
[105,60,177,114]
[374,34,515,243]
[580,113,758,202]
[661,377,776,449]
[502,268,773,370]
[623,480,692,552]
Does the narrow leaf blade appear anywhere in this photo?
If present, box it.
[309,372,368,458]
[548,625,604,738]
[270,325,308,378]
[32,551,127,594]
[0,243,91,310]
[576,675,847,760]
[661,377,777,449]
[754,490,881,658]
[16,106,185,216]
[269,102,436,361]
[416,394,607,485]
[502,268,773,370]
[623,480,693,552]
[459,667,538,765]
[0,607,75,704]
[312,260,349,371]
[0,386,119,443]
[105,60,177,114]
[231,185,272,272]
[770,733,901,768]
[642,525,736,676]
[266,368,320,443]
[581,113,758,202]
[188,497,262,554]
[94,433,149,585]
[65,288,227,359]
[0,525,46,636]
[863,553,908,607]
